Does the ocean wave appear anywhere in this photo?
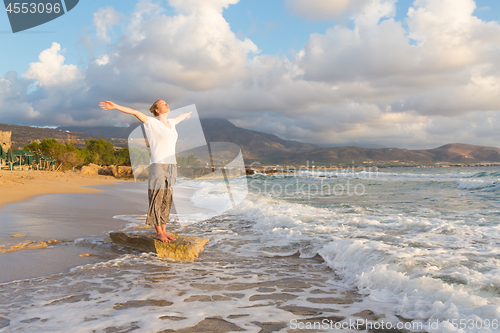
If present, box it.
[455,179,498,191]
[228,185,500,332]
[317,238,500,330]
[469,171,500,178]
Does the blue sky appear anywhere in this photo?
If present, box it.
[1,0,500,149]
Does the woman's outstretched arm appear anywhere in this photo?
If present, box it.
[99,101,149,124]
[174,112,192,125]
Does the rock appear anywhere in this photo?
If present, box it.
[306,296,360,304]
[0,316,10,329]
[109,232,209,261]
[80,164,133,178]
[132,165,149,180]
[178,167,212,179]
[113,299,173,310]
[249,293,298,301]
[157,317,245,333]
[112,166,133,178]
[252,321,288,333]
[80,163,100,175]
[98,165,114,176]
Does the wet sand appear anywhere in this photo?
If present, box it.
[0,181,148,282]
[0,169,123,209]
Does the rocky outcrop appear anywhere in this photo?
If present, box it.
[0,131,11,151]
[132,165,149,180]
[98,165,114,176]
[109,232,209,261]
[80,164,133,178]
[112,166,133,178]
[80,163,101,175]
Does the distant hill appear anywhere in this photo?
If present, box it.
[426,143,500,163]
[0,123,126,149]
[57,124,135,140]
[57,118,320,162]
[3,121,500,165]
[199,119,318,161]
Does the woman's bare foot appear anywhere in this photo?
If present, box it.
[160,225,176,241]
[154,224,171,242]
[164,233,176,241]
[156,233,170,243]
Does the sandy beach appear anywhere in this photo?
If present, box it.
[0,176,147,284]
[0,169,124,209]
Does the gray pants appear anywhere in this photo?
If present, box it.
[147,163,177,226]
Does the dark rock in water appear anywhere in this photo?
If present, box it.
[252,321,288,333]
[158,317,245,333]
[0,317,10,329]
[113,299,173,310]
[109,232,209,261]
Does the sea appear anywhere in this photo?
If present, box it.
[1,166,500,333]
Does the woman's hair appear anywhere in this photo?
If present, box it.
[149,99,161,117]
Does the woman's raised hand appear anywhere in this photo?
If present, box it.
[99,101,117,111]
[186,112,192,119]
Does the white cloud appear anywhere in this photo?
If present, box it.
[93,7,122,43]
[295,0,500,118]
[95,54,110,66]
[21,103,41,119]
[126,0,164,42]
[97,0,258,91]
[24,42,83,88]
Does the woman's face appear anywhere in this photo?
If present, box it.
[156,100,170,114]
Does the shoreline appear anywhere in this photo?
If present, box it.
[245,163,500,175]
[0,169,129,209]
[0,180,148,283]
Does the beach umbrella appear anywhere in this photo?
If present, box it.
[33,154,41,170]
[49,158,56,170]
[38,155,55,169]
[13,150,35,157]
[39,155,50,169]
[6,148,14,170]
[13,150,35,166]
[0,145,4,169]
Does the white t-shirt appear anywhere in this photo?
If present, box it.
[143,117,178,164]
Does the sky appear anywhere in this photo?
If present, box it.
[1,0,500,149]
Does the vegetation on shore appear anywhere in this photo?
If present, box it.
[22,138,203,172]
[24,138,130,171]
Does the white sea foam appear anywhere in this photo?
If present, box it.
[455,179,497,190]
[229,168,500,332]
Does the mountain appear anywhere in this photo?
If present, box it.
[3,121,500,165]
[279,144,500,165]
[57,119,319,162]
[199,119,318,161]
[426,143,500,163]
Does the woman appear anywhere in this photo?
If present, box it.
[99,100,192,242]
